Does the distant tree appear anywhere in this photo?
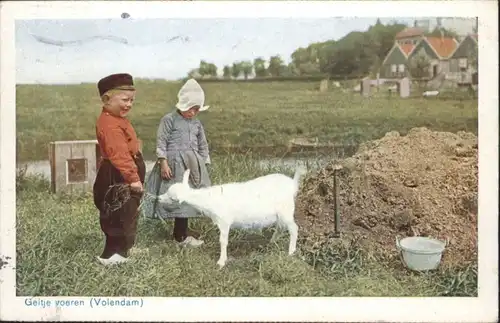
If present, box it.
[198,60,209,76]
[320,32,365,77]
[287,62,300,76]
[309,43,324,65]
[268,55,285,77]
[297,62,320,75]
[240,61,253,79]
[231,62,242,79]
[291,43,329,76]
[207,63,217,77]
[253,57,267,77]
[369,22,405,61]
[198,60,217,77]
[318,22,406,77]
[291,47,309,67]
[222,65,232,79]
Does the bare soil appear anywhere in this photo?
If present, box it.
[296,127,478,268]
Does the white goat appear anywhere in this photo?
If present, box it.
[158,168,306,268]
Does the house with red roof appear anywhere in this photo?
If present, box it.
[380,27,460,80]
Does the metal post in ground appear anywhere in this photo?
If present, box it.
[332,164,343,238]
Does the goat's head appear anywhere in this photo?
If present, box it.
[159,169,191,204]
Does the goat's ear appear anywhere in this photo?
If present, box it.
[182,169,190,185]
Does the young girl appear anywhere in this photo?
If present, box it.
[143,79,211,247]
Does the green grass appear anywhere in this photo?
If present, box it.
[16,155,477,297]
[16,80,478,162]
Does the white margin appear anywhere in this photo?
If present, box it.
[1,1,498,322]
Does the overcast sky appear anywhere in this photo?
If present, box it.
[15,18,416,84]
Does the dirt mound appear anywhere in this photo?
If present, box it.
[296,127,478,267]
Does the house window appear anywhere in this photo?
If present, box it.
[391,64,397,73]
[398,64,405,73]
[459,58,468,68]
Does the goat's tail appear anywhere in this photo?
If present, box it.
[292,166,307,195]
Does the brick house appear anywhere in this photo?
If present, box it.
[380,27,459,79]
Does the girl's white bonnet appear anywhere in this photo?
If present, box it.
[175,78,210,112]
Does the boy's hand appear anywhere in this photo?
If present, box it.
[130,181,143,192]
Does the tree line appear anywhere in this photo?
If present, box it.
[187,19,464,80]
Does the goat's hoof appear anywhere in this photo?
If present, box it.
[217,260,226,269]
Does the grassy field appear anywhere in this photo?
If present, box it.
[15,81,478,296]
[16,80,478,162]
[16,155,477,297]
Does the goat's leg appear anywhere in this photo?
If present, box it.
[278,205,298,255]
[217,224,230,268]
[286,221,298,255]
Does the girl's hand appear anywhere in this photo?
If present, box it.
[161,163,173,180]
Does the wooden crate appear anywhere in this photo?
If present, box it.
[49,139,144,194]
[49,140,99,194]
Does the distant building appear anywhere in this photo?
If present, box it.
[380,27,458,80]
[380,24,478,85]
[448,34,478,84]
